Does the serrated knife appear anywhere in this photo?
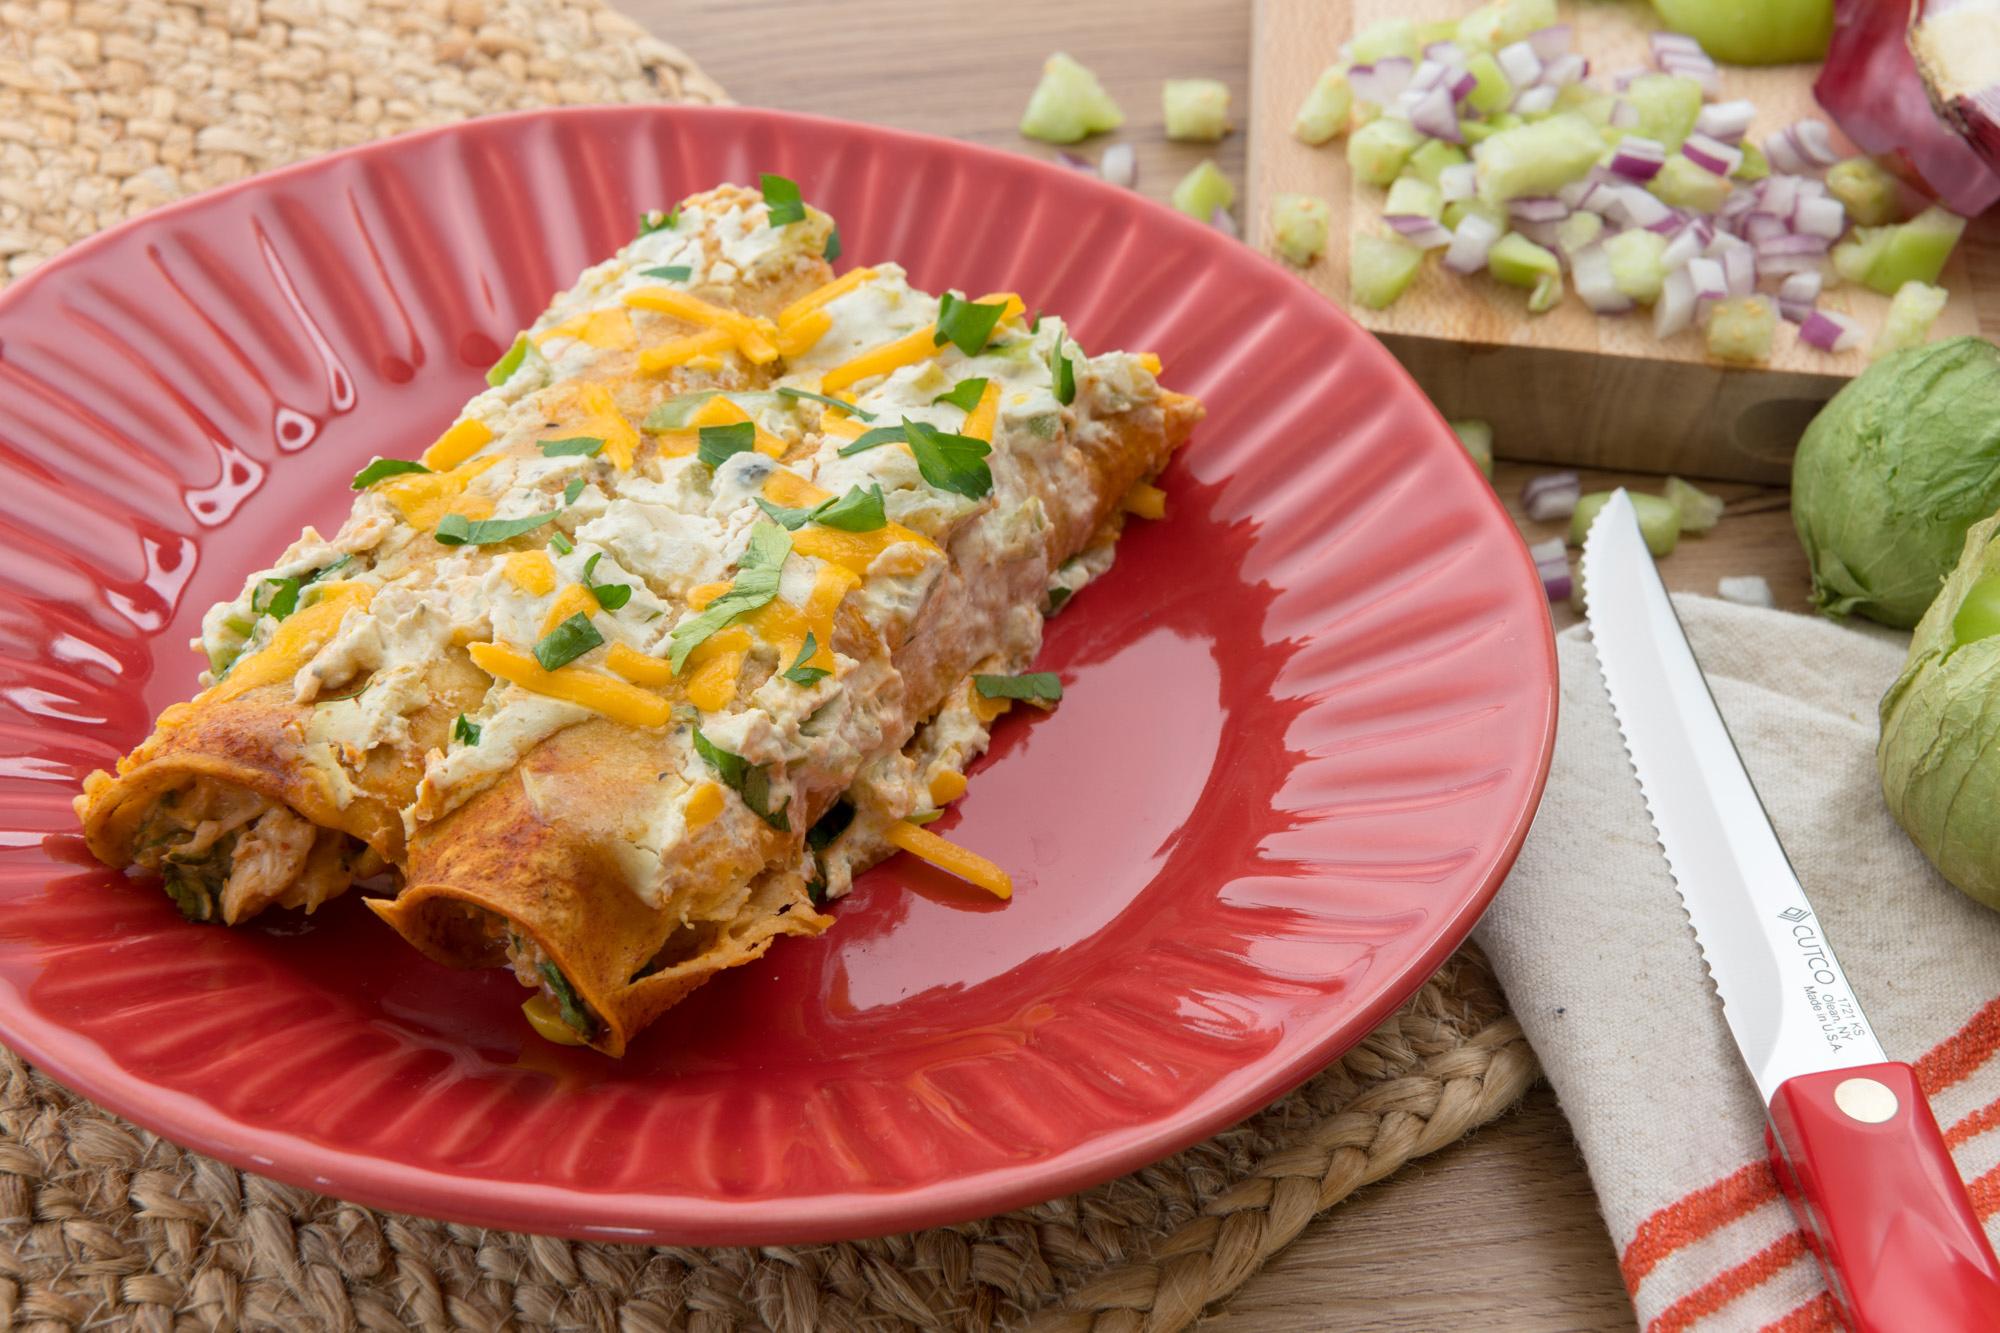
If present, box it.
[1581,490,2000,1332]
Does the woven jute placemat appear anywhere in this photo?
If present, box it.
[0,2,1540,1328]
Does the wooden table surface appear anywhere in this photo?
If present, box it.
[627,3,1826,1325]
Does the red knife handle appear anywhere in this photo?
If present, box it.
[1765,1063,2000,1332]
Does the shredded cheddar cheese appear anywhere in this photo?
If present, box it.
[623,286,779,363]
[774,308,832,358]
[573,383,639,470]
[205,583,373,707]
[686,581,732,611]
[639,327,734,375]
[1122,481,1166,520]
[466,641,671,728]
[1138,352,1162,375]
[604,643,673,686]
[817,413,867,442]
[970,682,1012,724]
[762,470,832,509]
[684,781,725,830]
[503,551,557,596]
[884,821,1012,900]
[381,455,500,529]
[684,645,745,711]
[778,267,878,326]
[820,325,941,393]
[534,307,635,352]
[791,522,937,578]
[962,379,1001,443]
[540,583,599,635]
[655,395,786,458]
[420,418,494,472]
[928,769,968,805]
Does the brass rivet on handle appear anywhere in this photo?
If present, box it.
[1833,1077,1899,1124]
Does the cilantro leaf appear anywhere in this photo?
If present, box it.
[824,226,842,261]
[933,377,989,412]
[549,530,574,555]
[453,714,481,746]
[760,173,806,226]
[538,435,604,458]
[838,425,908,456]
[932,293,1007,355]
[903,418,993,499]
[698,421,756,467]
[777,386,875,422]
[692,726,790,830]
[813,484,887,532]
[562,478,585,507]
[486,333,529,387]
[582,552,632,611]
[640,264,692,280]
[668,522,791,670]
[637,208,677,236]
[252,576,300,622]
[973,671,1063,702]
[783,633,831,686]
[533,613,603,671]
[434,511,558,546]
[753,497,822,531]
[1052,330,1076,406]
[352,457,429,489]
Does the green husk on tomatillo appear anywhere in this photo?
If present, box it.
[1792,337,2000,629]
[1880,512,2000,909]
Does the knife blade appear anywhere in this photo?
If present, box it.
[1581,490,2000,1333]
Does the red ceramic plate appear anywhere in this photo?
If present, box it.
[0,107,1555,1243]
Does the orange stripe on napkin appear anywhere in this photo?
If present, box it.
[1946,1094,2000,1150]
[1914,994,2000,1095]
[1759,1291,1839,1333]
[1619,1162,1781,1291]
[1647,1231,1811,1333]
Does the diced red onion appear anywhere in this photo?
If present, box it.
[1389,218,1455,249]
[1794,119,1841,168]
[1682,134,1743,177]
[1754,175,1799,219]
[1543,54,1589,87]
[1694,100,1757,143]
[1609,136,1666,181]
[1424,40,1467,64]
[1612,67,1648,92]
[1576,182,1620,215]
[1524,474,1581,523]
[1686,256,1726,302]
[1513,85,1559,116]
[1649,31,1706,58]
[1527,534,1567,565]
[1764,128,1809,176]
[1660,53,1721,97]
[1210,204,1240,240]
[1721,245,1755,297]
[1509,195,1570,223]
[1570,244,1632,314]
[1648,209,1689,236]
[1688,216,1717,247]
[1408,59,1451,94]
[1514,219,1565,252]
[1542,571,1573,602]
[1098,143,1135,188]
[1527,25,1573,62]
[1348,58,1415,107]
[1799,308,1862,352]
[1720,188,1757,219]
[1615,185,1674,229]
[1779,271,1823,305]
[1450,69,1478,101]
[1793,196,1846,239]
[1758,253,1825,277]
[1497,41,1543,90]
[1057,151,1095,174]
[1406,84,1462,142]
[1661,228,1702,270]
[1655,267,1696,338]
[1755,232,1830,257]
[1744,214,1789,245]
[1609,98,1639,130]
[1438,162,1477,202]
[1443,213,1501,273]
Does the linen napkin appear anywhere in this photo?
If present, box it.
[1475,595,2000,1333]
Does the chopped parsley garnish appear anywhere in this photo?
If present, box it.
[1052,330,1077,406]
[824,226,842,261]
[838,425,911,456]
[760,173,806,226]
[640,264,692,281]
[697,420,756,467]
[538,435,603,458]
[533,612,603,671]
[1045,586,1074,615]
[933,293,1008,356]
[453,714,481,746]
[582,552,632,610]
[933,377,989,412]
[753,497,821,530]
[974,671,1063,702]
[485,333,529,387]
[251,556,352,625]
[1028,309,1043,333]
[668,522,790,670]
[813,483,887,531]
[692,726,790,831]
[549,530,574,555]
[903,418,993,499]
[782,634,830,686]
[637,208,677,236]
[776,386,875,421]
[351,457,429,489]
[562,477,586,506]
[537,961,596,1039]
[804,800,855,906]
[434,510,558,546]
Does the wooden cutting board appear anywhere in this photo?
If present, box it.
[1247,0,2000,483]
